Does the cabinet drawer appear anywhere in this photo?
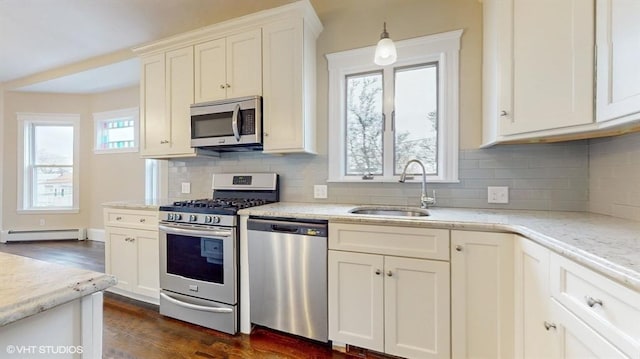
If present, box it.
[550,252,640,355]
[104,208,158,230]
[329,223,449,260]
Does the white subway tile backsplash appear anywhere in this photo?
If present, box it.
[167,142,590,211]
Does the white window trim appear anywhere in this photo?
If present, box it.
[93,107,139,154]
[17,112,80,213]
[326,29,462,183]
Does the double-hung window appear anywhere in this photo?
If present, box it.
[327,30,462,182]
[17,113,80,212]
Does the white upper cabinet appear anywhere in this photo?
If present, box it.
[262,15,321,154]
[595,0,640,124]
[135,0,322,158]
[140,47,196,158]
[483,0,595,145]
[194,29,262,103]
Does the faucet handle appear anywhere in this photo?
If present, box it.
[421,190,436,208]
[362,172,374,180]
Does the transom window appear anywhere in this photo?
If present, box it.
[17,113,80,212]
[93,108,139,153]
[327,30,462,182]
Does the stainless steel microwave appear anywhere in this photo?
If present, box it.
[190,95,262,151]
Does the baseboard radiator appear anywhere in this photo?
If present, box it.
[1,228,87,243]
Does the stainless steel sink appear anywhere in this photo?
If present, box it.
[349,206,430,217]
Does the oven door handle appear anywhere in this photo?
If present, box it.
[159,225,232,238]
[160,293,233,313]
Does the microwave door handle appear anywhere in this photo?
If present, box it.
[232,103,241,142]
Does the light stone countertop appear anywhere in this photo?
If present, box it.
[239,202,640,292]
[0,252,117,327]
[102,198,173,211]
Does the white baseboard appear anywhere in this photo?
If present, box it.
[1,228,87,243]
[87,228,105,242]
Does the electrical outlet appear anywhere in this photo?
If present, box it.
[181,182,191,194]
[313,185,328,199]
[488,186,509,204]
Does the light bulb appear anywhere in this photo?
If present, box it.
[374,22,397,66]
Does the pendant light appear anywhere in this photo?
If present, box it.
[374,22,397,66]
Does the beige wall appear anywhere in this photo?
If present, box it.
[88,86,145,229]
[3,91,92,231]
[2,86,143,232]
[312,0,483,150]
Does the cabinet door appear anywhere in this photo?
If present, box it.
[596,0,640,123]
[134,229,160,299]
[328,250,384,352]
[499,0,594,135]
[140,53,168,156]
[262,18,306,153]
[451,231,514,359]
[165,47,195,156]
[105,228,136,292]
[515,237,560,359]
[194,38,227,103]
[384,256,450,359]
[226,29,262,99]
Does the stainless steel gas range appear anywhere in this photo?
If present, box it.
[158,173,278,334]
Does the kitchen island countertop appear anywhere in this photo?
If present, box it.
[0,252,116,327]
[239,202,640,292]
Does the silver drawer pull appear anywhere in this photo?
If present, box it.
[543,321,556,331]
[115,216,123,221]
[585,296,603,308]
[139,218,146,223]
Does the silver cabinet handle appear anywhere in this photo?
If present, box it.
[160,292,232,313]
[387,270,393,277]
[585,296,603,308]
[115,216,123,221]
[500,110,508,117]
[264,132,269,136]
[220,84,225,89]
[160,140,169,144]
[375,269,381,275]
[455,245,463,252]
[226,83,231,88]
[544,321,557,331]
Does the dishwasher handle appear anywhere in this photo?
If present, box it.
[247,217,328,237]
[270,225,300,234]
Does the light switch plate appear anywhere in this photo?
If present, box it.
[314,185,328,199]
[488,186,509,204]
[181,182,191,194]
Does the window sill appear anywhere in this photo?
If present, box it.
[17,208,80,214]
[94,147,139,155]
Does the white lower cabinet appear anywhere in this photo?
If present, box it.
[104,208,160,304]
[328,223,450,358]
[450,231,514,359]
[515,236,639,359]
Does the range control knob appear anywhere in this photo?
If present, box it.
[212,216,221,224]
[189,214,198,222]
[167,213,175,221]
[204,216,213,224]
[174,214,182,221]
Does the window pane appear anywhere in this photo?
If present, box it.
[394,64,438,175]
[98,118,136,150]
[345,72,383,176]
[34,125,74,165]
[33,167,73,208]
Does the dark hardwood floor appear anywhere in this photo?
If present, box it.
[0,240,351,359]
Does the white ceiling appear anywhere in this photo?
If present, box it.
[0,0,297,93]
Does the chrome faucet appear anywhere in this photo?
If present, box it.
[399,159,436,208]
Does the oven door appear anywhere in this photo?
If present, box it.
[159,223,236,305]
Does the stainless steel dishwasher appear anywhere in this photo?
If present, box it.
[247,216,328,342]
